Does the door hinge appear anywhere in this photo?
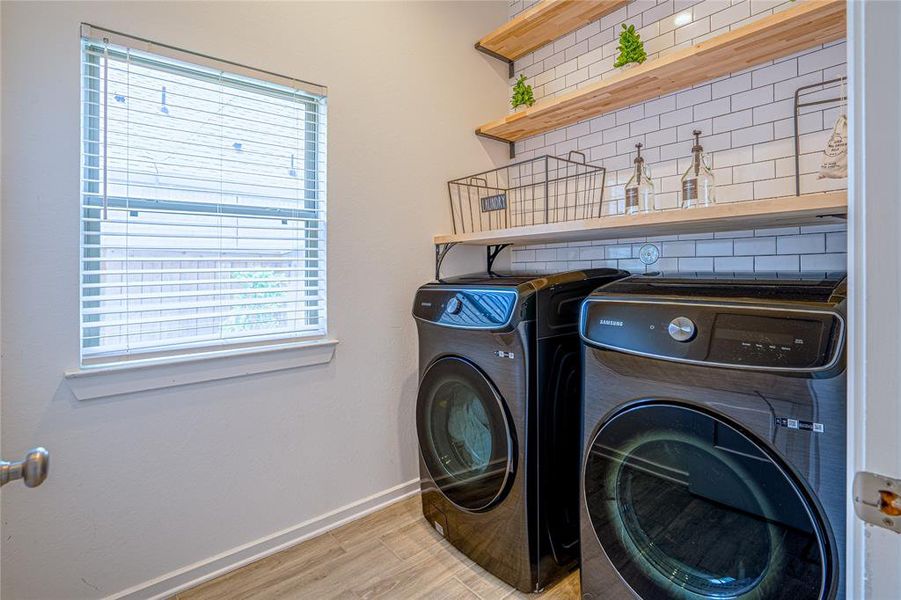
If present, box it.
[853,471,901,533]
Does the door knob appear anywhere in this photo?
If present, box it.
[0,447,49,488]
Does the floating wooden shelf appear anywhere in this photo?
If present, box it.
[476,0,630,75]
[476,0,846,145]
[434,191,847,246]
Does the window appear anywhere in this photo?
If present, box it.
[80,26,327,366]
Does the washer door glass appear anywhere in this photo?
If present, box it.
[584,403,829,600]
[417,357,515,511]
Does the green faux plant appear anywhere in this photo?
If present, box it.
[613,23,647,68]
[511,74,535,109]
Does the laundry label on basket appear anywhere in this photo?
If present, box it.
[480,193,507,212]
[775,417,824,433]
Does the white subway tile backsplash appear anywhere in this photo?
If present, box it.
[603,124,631,144]
[645,0,677,25]
[674,17,711,45]
[800,253,847,271]
[755,254,799,271]
[694,97,732,120]
[752,176,795,198]
[715,256,755,271]
[732,161,775,183]
[753,138,794,161]
[716,182,754,203]
[752,98,794,124]
[712,146,754,168]
[755,226,799,236]
[513,249,536,262]
[774,71,823,100]
[631,115,662,136]
[660,107,694,128]
[734,236,776,255]
[553,32,577,54]
[565,40,589,62]
[678,232,715,240]
[731,86,774,111]
[579,246,606,260]
[678,257,714,271]
[713,109,753,133]
[600,5,630,30]
[676,85,712,109]
[618,259,649,273]
[616,105,647,126]
[751,59,798,87]
[644,95,678,117]
[646,127,678,147]
[798,42,846,75]
[662,240,696,257]
[777,234,825,254]
[715,229,755,238]
[556,247,581,261]
[505,0,846,275]
[576,20,601,43]
[712,72,752,99]
[749,0,784,16]
[826,231,847,253]
[606,245,633,259]
[710,1,750,31]
[731,123,774,147]
[696,239,734,256]
[630,0,658,19]
[800,223,847,234]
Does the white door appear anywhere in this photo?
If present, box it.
[0,2,51,537]
[847,1,901,598]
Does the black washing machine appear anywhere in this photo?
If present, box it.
[578,272,847,600]
[412,269,628,592]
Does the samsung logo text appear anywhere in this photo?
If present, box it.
[598,319,624,327]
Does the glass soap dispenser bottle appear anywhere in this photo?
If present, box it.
[624,143,654,214]
[681,130,715,208]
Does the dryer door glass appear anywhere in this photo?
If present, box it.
[417,357,515,511]
[584,403,830,600]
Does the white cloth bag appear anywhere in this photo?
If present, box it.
[818,114,847,179]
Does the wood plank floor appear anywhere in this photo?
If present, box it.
[179,494,580,599]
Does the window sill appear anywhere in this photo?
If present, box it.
[64,338,338,400]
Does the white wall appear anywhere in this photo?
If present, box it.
[505,0,848,275]
[0,2,508,598]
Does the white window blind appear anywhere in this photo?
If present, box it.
[80,27,327,366]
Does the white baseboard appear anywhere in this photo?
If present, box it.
[109,479,421,600]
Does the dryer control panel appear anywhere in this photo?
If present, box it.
[580,299,843,371]
[413,288,518,330]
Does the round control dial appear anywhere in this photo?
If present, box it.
[668,316,696,342]
[446,296,463,315]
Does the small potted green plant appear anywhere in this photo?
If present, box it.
[511,74,535,110]
[613,24,647,70]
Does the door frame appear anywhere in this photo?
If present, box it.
[847,0,901,598]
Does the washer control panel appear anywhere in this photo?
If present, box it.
[581,299,842,370]
[413,288,517,329]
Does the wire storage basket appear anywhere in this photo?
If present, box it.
[447,152,606,235]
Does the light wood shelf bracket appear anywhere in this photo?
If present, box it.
[476,0,846,146]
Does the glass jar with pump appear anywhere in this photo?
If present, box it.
[624,143,654,214]
[681,130,715,208]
